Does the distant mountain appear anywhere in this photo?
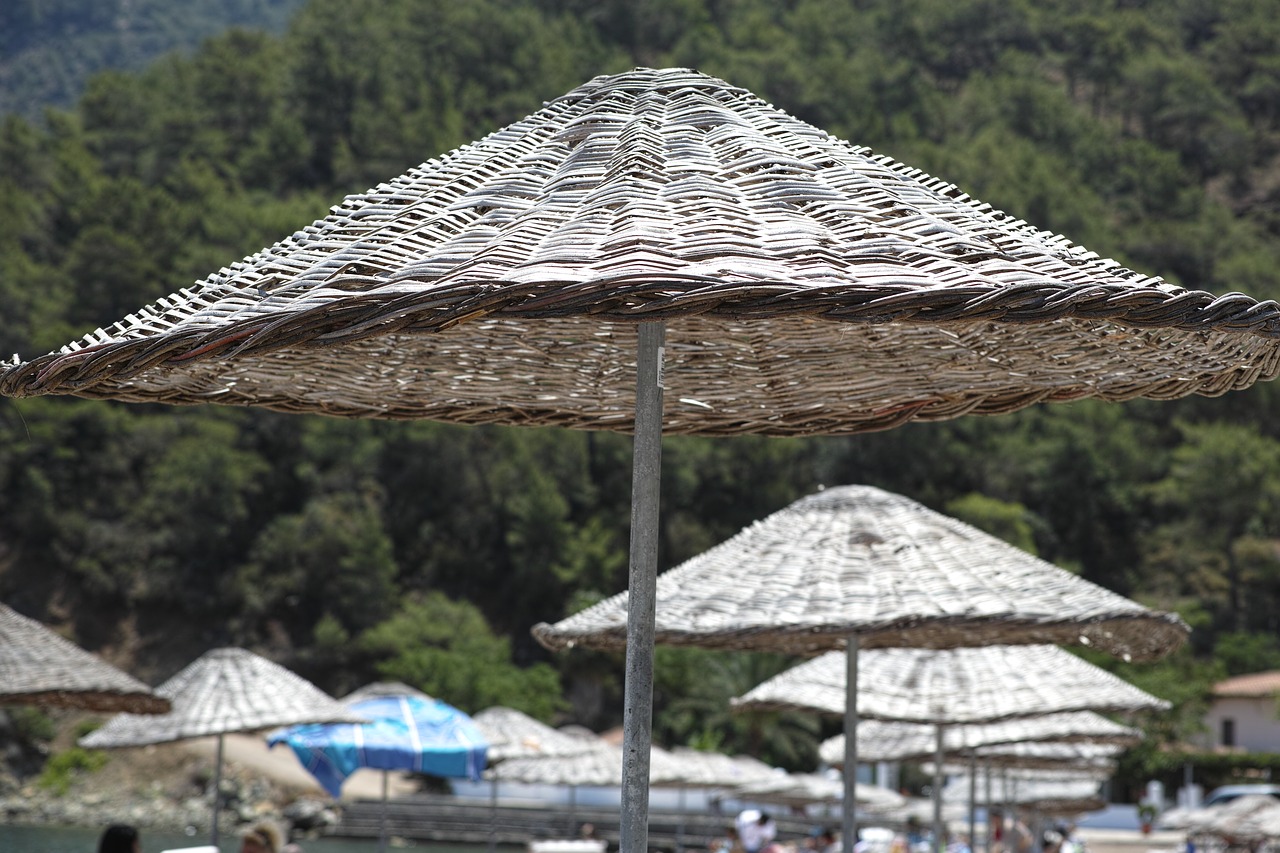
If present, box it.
[0,0,307,119]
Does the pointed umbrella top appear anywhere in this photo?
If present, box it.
[533,484,1188,661]
[0,602,169,714]
[79,647,364,748]
[472,706,598,763]
[819,711,1143,766]
[731,645,1169,726]
[5,68,1280,433]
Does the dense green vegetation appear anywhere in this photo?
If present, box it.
[0,0,306,118]
[4,0,1280,797]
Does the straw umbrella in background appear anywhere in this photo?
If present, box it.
[0,602,169,714]
[820,712,1143,851]
[937,765,1114,846]
[485,738,691,839]
[474,706,602,852]
[732,645,1169,851]
[80,647,365,847]
[533,484,1185,848]
[8,67,1280,853]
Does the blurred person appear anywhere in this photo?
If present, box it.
[98,824,141,853]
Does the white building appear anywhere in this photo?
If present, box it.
[1202,671,1280,752]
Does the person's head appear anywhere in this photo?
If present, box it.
[98,824,140,853]
[240,819,285,853]
[758,812,771,826]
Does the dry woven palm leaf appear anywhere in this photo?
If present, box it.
[473,706,598,763]
[940,768,1107,814]
[0,603,169,714]
[731,771,904,809]
[732,645,1168,725]
[534,485,1186,661]
[666,747,777,788]
[4,68,1280,433]
[483,741,686,786]
[819,712,1141,766]
[921,741,1122,772]
[79,647,364,747]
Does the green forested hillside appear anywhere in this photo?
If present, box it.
[0,0,306,119]
[4,0,1280,795]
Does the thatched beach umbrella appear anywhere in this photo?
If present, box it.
[80,647,364,846]
[533,484,1181,844]
[0,602,169,714]
[822,714,1137,851]
[820,712,1143,767]
[474,707,601,852]
[734,645,1166,848]
[6,67,1280,852]
[733,770,905,811]
[939,767,1110,817]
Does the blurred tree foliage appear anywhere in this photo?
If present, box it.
[3,0,1280,781]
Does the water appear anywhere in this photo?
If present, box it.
[0,824,489,853]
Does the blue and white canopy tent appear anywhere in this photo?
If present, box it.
[269,688,488,852]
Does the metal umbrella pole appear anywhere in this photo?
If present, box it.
[620,320,666,853]
[211,733,225,847]
[844,636,860,852]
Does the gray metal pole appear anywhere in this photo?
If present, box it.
[489,778,498,853]
[620,321,666,853]
[379,770,390,853]
[984,759,993,853]
[843,637,860,853]
[968,750,976,852]
[211,733,224,847]
[933,724,945,853]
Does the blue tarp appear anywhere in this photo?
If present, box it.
[268,694,488,797]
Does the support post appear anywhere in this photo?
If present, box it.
[211,733,225,847]
[933,724,945,853]
[843,637,860,852]
[620,321,666,853]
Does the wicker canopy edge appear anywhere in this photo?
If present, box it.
[730,645,1169,726]
[531,612,1185,659]
[4,67,1280,434]
[818,712,1143,765]
[80,647,365,748]
[0,603,170,714]
[533,484,1188,662]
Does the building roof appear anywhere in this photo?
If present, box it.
[1213,671,1280,698]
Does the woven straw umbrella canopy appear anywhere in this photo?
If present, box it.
[80,647,364,845]
[732,646,1167,723]
[819,712,1142,767]
[6,67,1277,853]
[732,771,905,810]
[921,741,1123,773]
[0,602,169,714]
[474,706,598,763]
[1178,795,1280,845]
[735,645,1165,850]
[533,484,1187,659]
[532,484,1180,847]
[939,769,1108,816]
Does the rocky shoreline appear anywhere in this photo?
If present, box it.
[0,749,341,841]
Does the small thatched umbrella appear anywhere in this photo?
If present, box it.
[474,707,601,851]
[820,712,1142,767]
[822,714,1137,852]
[8,67,1280,853]
[80,647,364,846]
[486,739,688,838]
[939,767,1110,817]
[534,485,1182,845]
[733,770,905,811]
[733,645,1166,848]
[0,602,169,714]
